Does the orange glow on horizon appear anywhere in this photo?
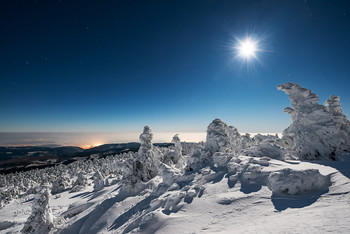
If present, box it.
[81,142,103,149]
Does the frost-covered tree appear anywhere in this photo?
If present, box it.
[228,126,242,154]
[163,134,185,171]
[325,95,350,153]
[72,171,87,192]
[205,118,232,154]
[171,134,184,167]
[172,134,182,157]
[51,174,70,194]
[22,183,55,233]
[278,82,350,160]
[93,170,105,191]
[133,126,158,182]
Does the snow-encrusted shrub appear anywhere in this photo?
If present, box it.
[213,152,233,167]
[93,170,105,191]
[225,155,270,184]
[133,126,158,182]
[325,95,350,155]
[119,152,136,179]
[171,134,182,163]
[185,149,210,172]
[243,138,285,160]
[205,118,232,154]
[22,183,55,233]
[163,134,185,172]
[240,133,253,151]
[184,141,204,152]
[51,174,70,195]
[228,126,242,154]
[278,82,350,160]
[0,188,18,207]
[71,171,87,192]
[252,134,279,145]
[268,168,330,195]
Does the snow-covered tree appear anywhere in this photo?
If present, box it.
[278,82,350,160]
[51,174,70,194]
[133,126,158,182]
[163,134,185,172]
[205,118,232,154]
[93,170,105,191]
[72,171,87,192]
[228,126,242,154]
[22,183,55,233]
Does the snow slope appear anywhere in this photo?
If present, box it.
[1,156,350,233]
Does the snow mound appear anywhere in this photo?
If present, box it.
[268,168,330,195]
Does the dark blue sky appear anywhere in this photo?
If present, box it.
[1,0,350,133]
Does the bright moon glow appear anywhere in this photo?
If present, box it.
[237,38,258,59]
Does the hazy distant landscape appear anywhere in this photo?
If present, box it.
[0,142,173,174]
[0,132,207,148]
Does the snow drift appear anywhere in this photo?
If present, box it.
[268,168,330,195]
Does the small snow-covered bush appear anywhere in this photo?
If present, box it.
[268,168,330,195]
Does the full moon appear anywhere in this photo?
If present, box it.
[237,38,258,59]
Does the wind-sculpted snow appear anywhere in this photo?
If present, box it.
[268,168,330,195]
[278,82,350,160]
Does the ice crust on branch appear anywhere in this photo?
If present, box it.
[278,82,350,160]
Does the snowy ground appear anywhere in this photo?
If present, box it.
[1,156,350,234]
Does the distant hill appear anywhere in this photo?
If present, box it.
[0,143,173,174]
